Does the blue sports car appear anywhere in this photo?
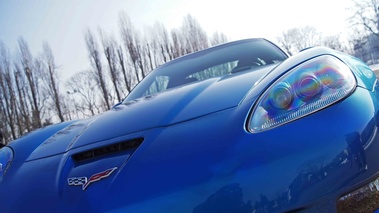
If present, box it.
[1,38,379,212]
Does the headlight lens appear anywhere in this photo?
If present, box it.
[249,55,356,132]
[0,147,13,179]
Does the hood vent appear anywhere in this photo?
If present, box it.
[72,138,144,162]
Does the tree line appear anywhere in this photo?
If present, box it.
[0,13,228,143]
[1,0,378,144]
[278,0,379,62]
[0,39,64,141]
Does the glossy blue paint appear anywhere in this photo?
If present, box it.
[337,52,378,90]
[1,39,379,212]
[26,65,274,161]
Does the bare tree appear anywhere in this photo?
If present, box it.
[151,22,174,63]
[171,28,186,58]
[116,45,133,94]
[99,29,122,102]
[168,15,210,59]
[277,26,322,55]
[13,63,31,133]
[66,71,103,117]
[181,14,209,53]
[145,39,156,72]
[0,12,236,131]
[85,29,111,110]
[0,41,17,140]
[348,0,379,63]
[119,12,146,82]
[39,42,65,122]
[348,0,379,37]
[210,31,229,46]
[18,37,43,128]
[321,34,346,52]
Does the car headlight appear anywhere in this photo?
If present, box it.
[249,55,356,132]
[0,147,13,179]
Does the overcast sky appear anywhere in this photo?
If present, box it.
[0,0,354,80]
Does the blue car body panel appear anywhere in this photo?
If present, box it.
[25,65,273,161]
[1,39,379,212]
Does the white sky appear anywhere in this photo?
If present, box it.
[0,0,354,81]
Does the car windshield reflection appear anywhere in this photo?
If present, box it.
[124,39,287,101]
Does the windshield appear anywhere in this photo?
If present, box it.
[125,38,288,101]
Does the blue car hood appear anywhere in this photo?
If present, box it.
[26,65,275,160]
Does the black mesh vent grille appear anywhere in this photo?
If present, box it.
[72,138,144,162]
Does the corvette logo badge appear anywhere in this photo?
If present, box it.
[67,167,117,190]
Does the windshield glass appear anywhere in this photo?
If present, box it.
[125,38,288,101]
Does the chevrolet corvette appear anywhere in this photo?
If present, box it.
[1,38,379,212]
